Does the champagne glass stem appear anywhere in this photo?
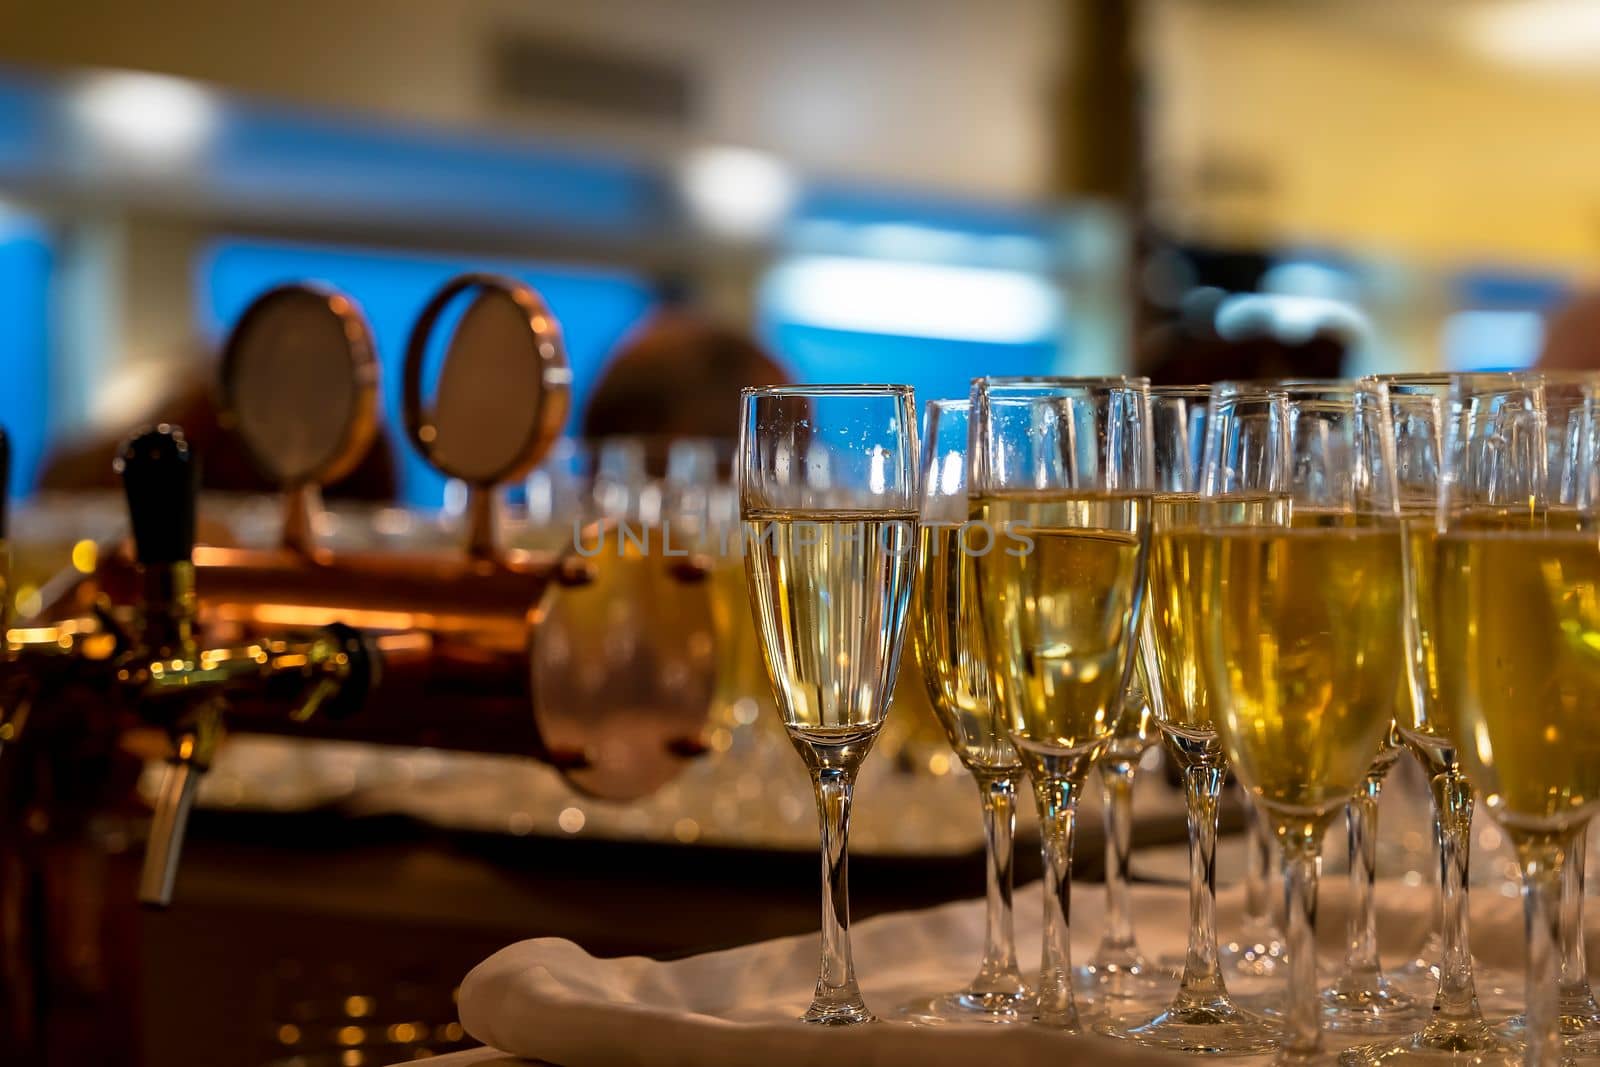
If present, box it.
[1246,811,1272,927]
[1342,771,1384,982]
[1034,774,1082,1029]
[1558,827,1600,1022]
[1517,836,1572,1067]
[806,765,869,1022]
[972,771,1024,995]
[1283,832,1324,1056]
[1428,768,1482,1025]
[1178,762,1227,1001]
[1097,757,1141,966]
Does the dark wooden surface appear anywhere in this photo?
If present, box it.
[136,792,1215,1066]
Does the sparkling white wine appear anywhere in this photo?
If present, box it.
[1434,529,1600,833]
[970,492,1150,759]
[1404,508,1591,777]
[1140,495,1215,759]
[709,554,779,727]
[1204,523,1405,828]
[1399,515,1455,777]
[744,511,917,747]
[1139,495,1291,762]
[1106,685,1158,762]
[913,524,1020,771]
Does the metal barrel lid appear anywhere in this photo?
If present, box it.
[219,283,380,491]
[402,273,572,489]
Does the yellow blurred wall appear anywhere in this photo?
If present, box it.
[1150,0,1600,274]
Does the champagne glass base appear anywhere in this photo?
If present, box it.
[1338,1022,1521,1067]
[1495,1010,1600,1041]
[1097,998,1280,1055]
[1394,931,1445,986]
[801,999,875,1025]
[1076,957,1179,1004]
[896,989,1031,1024]
[1223,936,1290,980]
[1322,977,1424,1034]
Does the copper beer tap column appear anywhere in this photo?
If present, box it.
[136,275,703,800]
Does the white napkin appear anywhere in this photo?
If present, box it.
[438,875,1549,1067]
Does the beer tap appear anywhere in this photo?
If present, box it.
[69,275,712,801]
[115,425,376,906]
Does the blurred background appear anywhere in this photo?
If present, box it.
[0,2,1590,1064]
[3,0,1593,506]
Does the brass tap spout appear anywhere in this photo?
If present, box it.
[114,425,377,907]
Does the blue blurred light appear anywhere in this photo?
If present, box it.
[764,184,1070,405]
[764,256,1062,344]
[765,323,1061,411]
[201,238,656,507]
[0,70,50,178]
[1443,309,1546,372]
[794,182,1058,242]
[1453,269,1570,310]
[0,211,52,498]
[208,101,669,237]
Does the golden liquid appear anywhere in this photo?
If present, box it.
[1399,516,1455,776]
[744,511,917,742]
[1204,523,1405,828]
[1140,496,1293,758]
[1434,529,1600,833]
[912,524,1019,772]
[708,554,780,728]
[1405,508,1592,776]
[970,492,1149,760]
[1141,495,1215,748]
[1107,683,1158,762]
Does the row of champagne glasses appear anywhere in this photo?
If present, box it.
[736,374,1600,1067]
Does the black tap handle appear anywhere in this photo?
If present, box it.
[320,622,376,721]
[116,425,197,566]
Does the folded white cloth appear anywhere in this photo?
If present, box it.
[432,875,1546,1067]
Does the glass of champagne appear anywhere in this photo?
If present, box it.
[1202,379,1405,1060]
[1340,374,1517,1067]
[898,398,1029,1024]
[1494,373,1600,1050]
[1099,384,1276,1053]
[1431,373,1600,1067]
[1224,800,1288,983]
[739,384,920,1025]
[968,375,1153,1029]
[1082,669,1164,1003]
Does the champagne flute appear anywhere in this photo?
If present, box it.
[900,398,1029,1023]
[1202,379,1405,1060]
[1473,374,1600,1051]
[1098,384,1277,1054]
[1538,378,1600,1044]
[1224,800,1288,982]
[1340,374,1518,1067]
[1429,372,1600,1067]
[1081,680,1164,1003]
[1322,730,1419,1035]
[1512,374,1600,1047]
[968,375,1153,1029]
[739,383,919,1025]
